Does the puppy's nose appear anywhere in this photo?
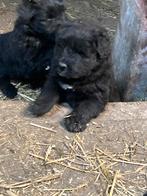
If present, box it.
[58,62,67,72]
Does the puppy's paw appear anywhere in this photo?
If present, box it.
[28,100,54,117]
[28,103,47,117]
[64,114,86,132]
[3,86,18,99]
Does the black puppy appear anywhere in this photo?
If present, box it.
[29,22,118,132]
[0,0,65,98]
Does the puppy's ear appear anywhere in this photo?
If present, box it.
[17,0,39,22]
[93,28,111,59]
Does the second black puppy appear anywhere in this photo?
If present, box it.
[0,0,65,98]
[30,22,118,132]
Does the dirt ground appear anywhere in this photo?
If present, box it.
[0,0,147,196]
[0,101,147,196]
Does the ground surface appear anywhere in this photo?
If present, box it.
[0,0,147,196]
[0,101,147,196]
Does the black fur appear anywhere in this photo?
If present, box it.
[0,0,65,98]
[29,22,118,132]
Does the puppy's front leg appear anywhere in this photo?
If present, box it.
[0,77,17,98]
[29,79,59,116]
[64,98,105,132]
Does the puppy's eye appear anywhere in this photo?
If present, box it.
[77,50,87,57]
[47,9,59,19]
[57,41,64,48]
[47,13,56,19]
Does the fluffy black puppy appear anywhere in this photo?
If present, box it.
[29,22,118,132]
[0,0,65,98]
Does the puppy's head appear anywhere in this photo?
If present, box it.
[54,22,110,80]
[15,0,65,36]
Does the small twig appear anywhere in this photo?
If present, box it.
[47,157,73,165]
[96,153,113,183]
[6,190,18,196]
[58,162,94,173]
[45,145,53,162]
[51,192,60,196]
[116,182,135,196]
[58,190,65,196]
[74,138,93,166]
[68,159,91,167]
[30,123,57,133]
[66,12,76,19]
[109,171,119,196]
[74,138,87,157]
[74,136,95,168]
[96,148,147,167]
[18,92,35,102]
[29,153,98,174]
[41,183,87,192]
[0,174,61,189]
[0,141,7,148]
[29,152,72,164]
[136,165,146,173]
